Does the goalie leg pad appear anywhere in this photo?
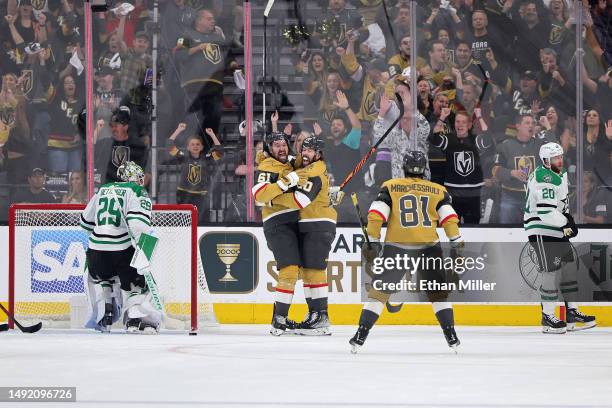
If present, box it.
[85,274,122,331]
[123,284,163,332]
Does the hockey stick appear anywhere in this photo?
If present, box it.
[476,63,490,108]
[262,0,275,128]
[0,324,8,332]
[351,194,403,314]
[339,92,404,191]
[351,193,370,248]
[0,303,42,333]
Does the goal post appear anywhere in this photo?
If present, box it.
[8,203,215,332]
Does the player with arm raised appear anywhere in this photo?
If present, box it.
[524,143,596,333]
[350,151,463,353]
[80,161,162,334]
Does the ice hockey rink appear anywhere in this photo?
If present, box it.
[2,325,612,408]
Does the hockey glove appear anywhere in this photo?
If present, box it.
[562,213,578,238]
[329,186,345,206]
[361,241,382,264]
[449,237,465,275]
[277,171,300,191]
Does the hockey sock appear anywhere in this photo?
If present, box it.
[303,269,328,312]
[560,263,578,302]
[541,302,557,316]
[274,265,299,317]
[304,287,313,312]
[359,301,384,330]
[432,302,454,328]
[539,271,559,303]
[565,302,578,310]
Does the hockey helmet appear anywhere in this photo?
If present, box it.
[110,105,131,125]
[403,150,427,177]
[117,161,145,186]
[301,136,325,154]
[263,131,292,156]
[539,142,563,168]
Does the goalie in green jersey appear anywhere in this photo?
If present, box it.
[80,161,162,334]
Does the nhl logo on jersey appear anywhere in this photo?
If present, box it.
[187,164,202,185]
[454,151,474,176]
[112,146,130,167]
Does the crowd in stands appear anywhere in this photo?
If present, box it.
[0,0,610,225]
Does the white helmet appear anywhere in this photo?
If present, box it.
[539,142,563,168]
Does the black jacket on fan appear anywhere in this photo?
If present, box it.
[429,130,493,198]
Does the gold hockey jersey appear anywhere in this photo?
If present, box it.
[252,154,299,229]
[367,177,461,246]
[272,159,337,232]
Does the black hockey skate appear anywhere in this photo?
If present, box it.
[566,308,596,332]
[349,325,370,354]
[100,302,114,333]
[542,312,567,334]
[126,318,142,334]
[296,310,331,336]
[139,322,159,335]
[442,326,461,351]
[270,315,297,336]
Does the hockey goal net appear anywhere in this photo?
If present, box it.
[8,203,216,332]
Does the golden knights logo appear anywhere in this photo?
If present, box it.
[515,155,536,176]
[203,43,222,64]
[187,163,202,185]
[549,25,563,45]
[362,90,377,118]
[20,70,34,96]
[323,109,337,126]
[111,146,130,167]
[31,0,46,11]
[454,151,475,176]
[0,105,16,127]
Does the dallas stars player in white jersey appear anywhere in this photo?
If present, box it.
[80,161,163,334]
[524,143,596,333]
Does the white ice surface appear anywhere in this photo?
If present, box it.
[1,325,611,408]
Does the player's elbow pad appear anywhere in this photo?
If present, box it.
[368,200,390,222]
[251,182,268,200]
[293,191,311,209]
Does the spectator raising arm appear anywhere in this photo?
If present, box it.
[334,90,361,131]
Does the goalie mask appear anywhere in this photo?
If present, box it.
[403,150,427,177]
[117,161,146,186]
[539,142,564,173]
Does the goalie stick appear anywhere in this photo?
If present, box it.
[0,303,42,333]
[350,193,403,314]
[339,92,404,191]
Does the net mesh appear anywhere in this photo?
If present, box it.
[11,205,216,330]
